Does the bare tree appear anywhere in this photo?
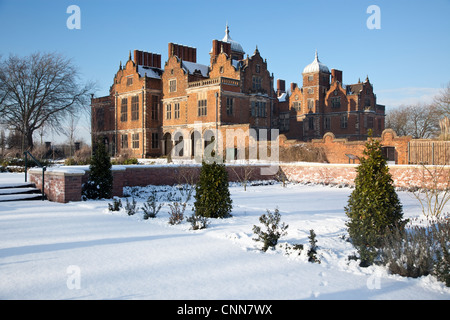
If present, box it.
[385,105,410,137]
[435,82,450,117]
[60,113,80,158]
[0,52,94,151]
[386,103,440,139]
[408,103,440,139]
[412,164,450,219]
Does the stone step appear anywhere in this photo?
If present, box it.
[0,182,44,202]
[0,193,44,202]
[0,182,36,190]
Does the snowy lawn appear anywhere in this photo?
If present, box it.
[0,172,449,300]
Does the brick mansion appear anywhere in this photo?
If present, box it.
[91,25,386,159]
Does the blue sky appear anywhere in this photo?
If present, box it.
[1,0,449,142]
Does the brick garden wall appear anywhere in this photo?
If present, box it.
[28,162,450,203]
[280,129,412,165]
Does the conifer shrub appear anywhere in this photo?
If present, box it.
[193,161,232,219]
[307,229,320,263]
[253,208,288,252]
[345,133,406,267]
[82,139,113,200]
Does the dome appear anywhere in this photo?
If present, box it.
[302,51,330,74]
[222,24,245,54]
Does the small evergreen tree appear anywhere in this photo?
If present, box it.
[82,139,113,200]
[307,229,320,263]
[252,208,288,252]
[194,161,232,218]
[345,132,406,267]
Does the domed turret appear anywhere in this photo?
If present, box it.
[222,24,245,55]
[302,51,330,74]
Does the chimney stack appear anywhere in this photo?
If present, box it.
[277,79,286,95]
[331,69,343,83]
[168,43,197,63]
[133,50,161,69]
[290,82,298,92]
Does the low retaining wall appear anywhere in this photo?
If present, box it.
[29,164,278,203]
[29,163,450,203]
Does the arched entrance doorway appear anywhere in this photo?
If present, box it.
[163,132,173,156]
[191,131,202,158]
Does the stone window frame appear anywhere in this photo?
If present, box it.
[131,96,139,121]
[331,96,341,109]
[166,104,172,120]
[324,116,331,130]
[252,76,262,90]
[126,76,133,86]
[151,132,159,149]
[340,114,348,129]
[151,95,159,120]
[307,99,314,110]
[169,79,177,93]
[174,103,180,119]
[120,98,128,122]
[121,134,128,149]
[226,97,234,116]
[197,92,207,117]
[132,133,140,149]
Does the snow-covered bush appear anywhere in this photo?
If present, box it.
[125,197,138,216]
[187,211,210,230]
[108,197,122,212]
[252,208,288,252]
[382,217,450,286]
[142,191,162,219]
[168,202,186,225]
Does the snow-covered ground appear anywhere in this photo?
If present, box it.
[0,172,449,300]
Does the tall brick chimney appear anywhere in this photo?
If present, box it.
[331,69,343,83]
[277,79,286,95]
[211,40,232,58]
[168,43,197,63]
[290,82,298,92]
[134,50,161,69]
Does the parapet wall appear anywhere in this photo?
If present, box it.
[29,162,450,203]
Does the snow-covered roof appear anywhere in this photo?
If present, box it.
[222,24,245,54]
[278,92,288,102]
[182,61,209,77]
[137,65,163,79]
[231,59,243,70]
[302,51,330,74]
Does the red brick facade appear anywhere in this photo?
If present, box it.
[277,52,385,141]
[91,26,385,159]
